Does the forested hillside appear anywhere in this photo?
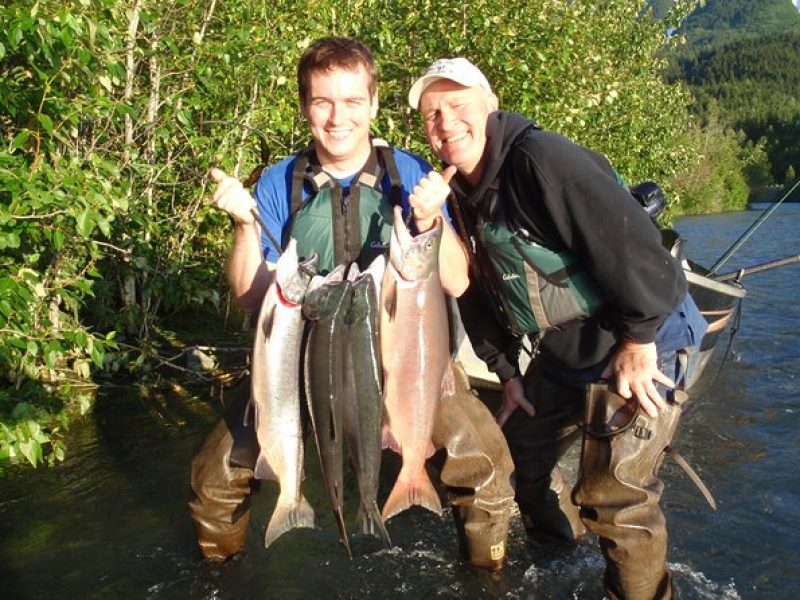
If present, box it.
[679,0,800,46]
[667,0,800,186]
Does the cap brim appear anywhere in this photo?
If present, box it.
[408,72,491,110]
[408,74,442,110]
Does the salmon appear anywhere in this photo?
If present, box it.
[344,257,392,546]
[380,206,449,521]
[252,238,318,549]
[303,264,353,557]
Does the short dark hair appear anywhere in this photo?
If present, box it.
[297,37,378,107]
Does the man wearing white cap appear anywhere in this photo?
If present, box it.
[409,58,707,599]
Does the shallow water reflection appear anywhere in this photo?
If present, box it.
[3,208,800,598]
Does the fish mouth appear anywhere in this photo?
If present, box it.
[389,206,442,281]
[278,240,319,304]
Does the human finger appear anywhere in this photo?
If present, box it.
[652,369,675,389]
[496,404,516,427]
[209,167,227,183]
[637,393,660,419]
[515,394,536,417]
[441,164,457,183]
[615,376,633,399]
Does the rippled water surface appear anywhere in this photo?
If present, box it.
[1,207,799,599]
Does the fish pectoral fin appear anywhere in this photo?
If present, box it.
[381,425,401,454]
[383,278,397,321]
[264,304,276,338]
[425,440,437,459]
[254,453,277,481]
[439,362,456,399]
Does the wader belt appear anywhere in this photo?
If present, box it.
[289,139,402,266]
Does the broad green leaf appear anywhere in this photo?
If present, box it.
[37,114,53,134]
[18,438,42,467]
[11,130,30,150]
[76,209,95,238]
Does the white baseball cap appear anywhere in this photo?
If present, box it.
[408,57,493,109]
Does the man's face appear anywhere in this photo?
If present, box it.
[419,79,497,181]
[301,64,377,173]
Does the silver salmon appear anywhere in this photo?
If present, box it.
[303,264,353,557]
[380,206,448,521]
[252,238,318,549]
[344,257,391,547]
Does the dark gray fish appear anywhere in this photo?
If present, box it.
[344,257,391,547]
[252,239,318,549]
[303,264,353,557]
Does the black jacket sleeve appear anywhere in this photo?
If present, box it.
[505,132,686,347]
[456,281,522,383]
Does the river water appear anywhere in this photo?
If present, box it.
[1,207,799,599]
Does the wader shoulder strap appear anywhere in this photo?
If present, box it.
[293,142,392,266]
[372,138,402,207]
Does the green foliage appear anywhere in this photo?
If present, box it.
[1,0,708,469]
[669,114,770,215]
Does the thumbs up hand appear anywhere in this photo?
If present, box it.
[409,165,457,231]
[210,167,257,225]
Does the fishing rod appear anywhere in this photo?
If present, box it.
[248,207,283,257]
[203,118,286,254]
[708,178,800,275]
[712,253,800,283]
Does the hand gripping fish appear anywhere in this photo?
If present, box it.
[303,265,353,557]
[344,257,392,547]
[252,238,318,549]
[380,206,449,521]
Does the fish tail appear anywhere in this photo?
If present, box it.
[354,500,392,548]
[263,495,315,549]
[334,507,353,559]
[381,473,442,521]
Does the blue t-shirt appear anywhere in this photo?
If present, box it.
[253,147,434,263]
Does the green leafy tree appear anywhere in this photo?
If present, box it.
[2,0,709,469]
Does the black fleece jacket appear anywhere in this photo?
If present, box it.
[451,112,687,381]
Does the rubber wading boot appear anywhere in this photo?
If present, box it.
[575,382,685,600]
[452,505,509,571]
[431,361,515,572]
[189,419,254,561]
[189,385,259,561]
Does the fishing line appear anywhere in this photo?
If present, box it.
[709,178,800,274]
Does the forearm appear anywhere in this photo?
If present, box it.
[227,221,272,313]
[437,221,469,297]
